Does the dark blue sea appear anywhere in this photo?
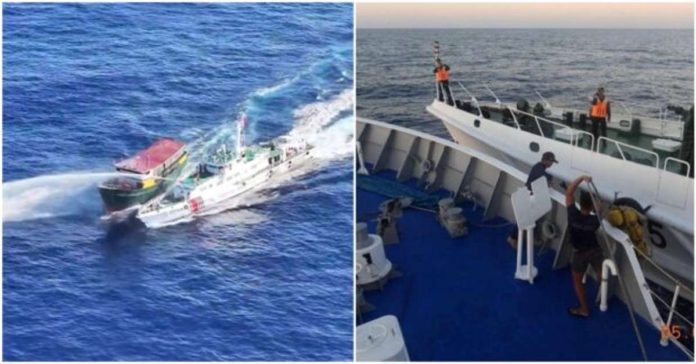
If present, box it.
[3,3,353,361]
[357,29,694,135]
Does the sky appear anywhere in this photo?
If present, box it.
[357,3,695,29]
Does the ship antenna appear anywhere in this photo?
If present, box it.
[433,40,440,60]
[236,112,247,155]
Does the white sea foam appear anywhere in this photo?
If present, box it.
[250,74,301,98]
[288,89,354,161]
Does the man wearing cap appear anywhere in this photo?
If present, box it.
[507,152,558,249]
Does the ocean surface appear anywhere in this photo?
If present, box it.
[357,29,694,136]
[3,3,353,361]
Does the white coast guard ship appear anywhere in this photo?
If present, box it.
[424,44,695,289]
[427,84,693,286]
[134,114,314,228]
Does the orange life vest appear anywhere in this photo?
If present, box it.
[591,98,608,118]
[435,66,449,82]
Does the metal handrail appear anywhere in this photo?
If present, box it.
[591,177,695,299]
[650,290,694,328]
[597,136,660,168]
[533,89,553,110]
[434,80,459,107]
[586,181,648,361]
[614,100,633,120]
[512,108,595,148]
[512,108,575,130]
[533,115,545,138]
[620,233,696,358]
[505,105,521,130]
[541,92,684,140]
[456,82,484,117]
[482,83,501,104]
[444,83,689,172]
[629,237,694,296]
[616,142,628,161]
[620,217,694,355]
[448,83,460,105]
[664,157,691,177]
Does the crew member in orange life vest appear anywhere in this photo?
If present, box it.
[433,58,454,106]
[589,87,611,141]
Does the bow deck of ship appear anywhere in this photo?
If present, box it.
[357,171,689,361]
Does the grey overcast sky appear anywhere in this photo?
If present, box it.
[357,3,695,29]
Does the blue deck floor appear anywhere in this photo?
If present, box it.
[357,173,689,361]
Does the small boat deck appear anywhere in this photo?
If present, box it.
[357,172,689,361]
[480,105,682,170]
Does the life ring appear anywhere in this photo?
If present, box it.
[541,220,557,240]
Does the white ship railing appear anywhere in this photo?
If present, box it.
[482,83,502,104]
[602,224,694,359]
[664,157,691,177]
[513,107,596,149]
[455,82,484,117]
[533,89,553,110]
[544,94,685,141]
[628,235,693,357]
[589,180,694,360]
[531,85,681,129]
[597,136,660,168]
[443,81,691,176]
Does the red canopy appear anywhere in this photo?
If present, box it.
[115,138,185,174]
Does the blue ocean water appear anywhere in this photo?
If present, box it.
[357,29,694,136]
[3,3,353,361]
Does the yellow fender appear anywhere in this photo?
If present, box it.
[142,177,157,189]
[607,206,651,257]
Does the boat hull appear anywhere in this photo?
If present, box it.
[137,149,315,228]
[427,100,694,284]
[98,154,187,212]
[98,184,166,212]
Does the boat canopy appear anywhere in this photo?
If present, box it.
[115,138,186,174]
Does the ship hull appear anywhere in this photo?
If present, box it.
[98,154,187,212]
[98,185,165,212]
[425,100,694,284]
[137,149,314,228]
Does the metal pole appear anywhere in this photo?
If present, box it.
[661,285,681,346]
[433,41,440,101]
[588,180,648,361]
[526,227,534,283]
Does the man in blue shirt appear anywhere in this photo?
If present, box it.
[565,175,602,318]
[507,151,558,249]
